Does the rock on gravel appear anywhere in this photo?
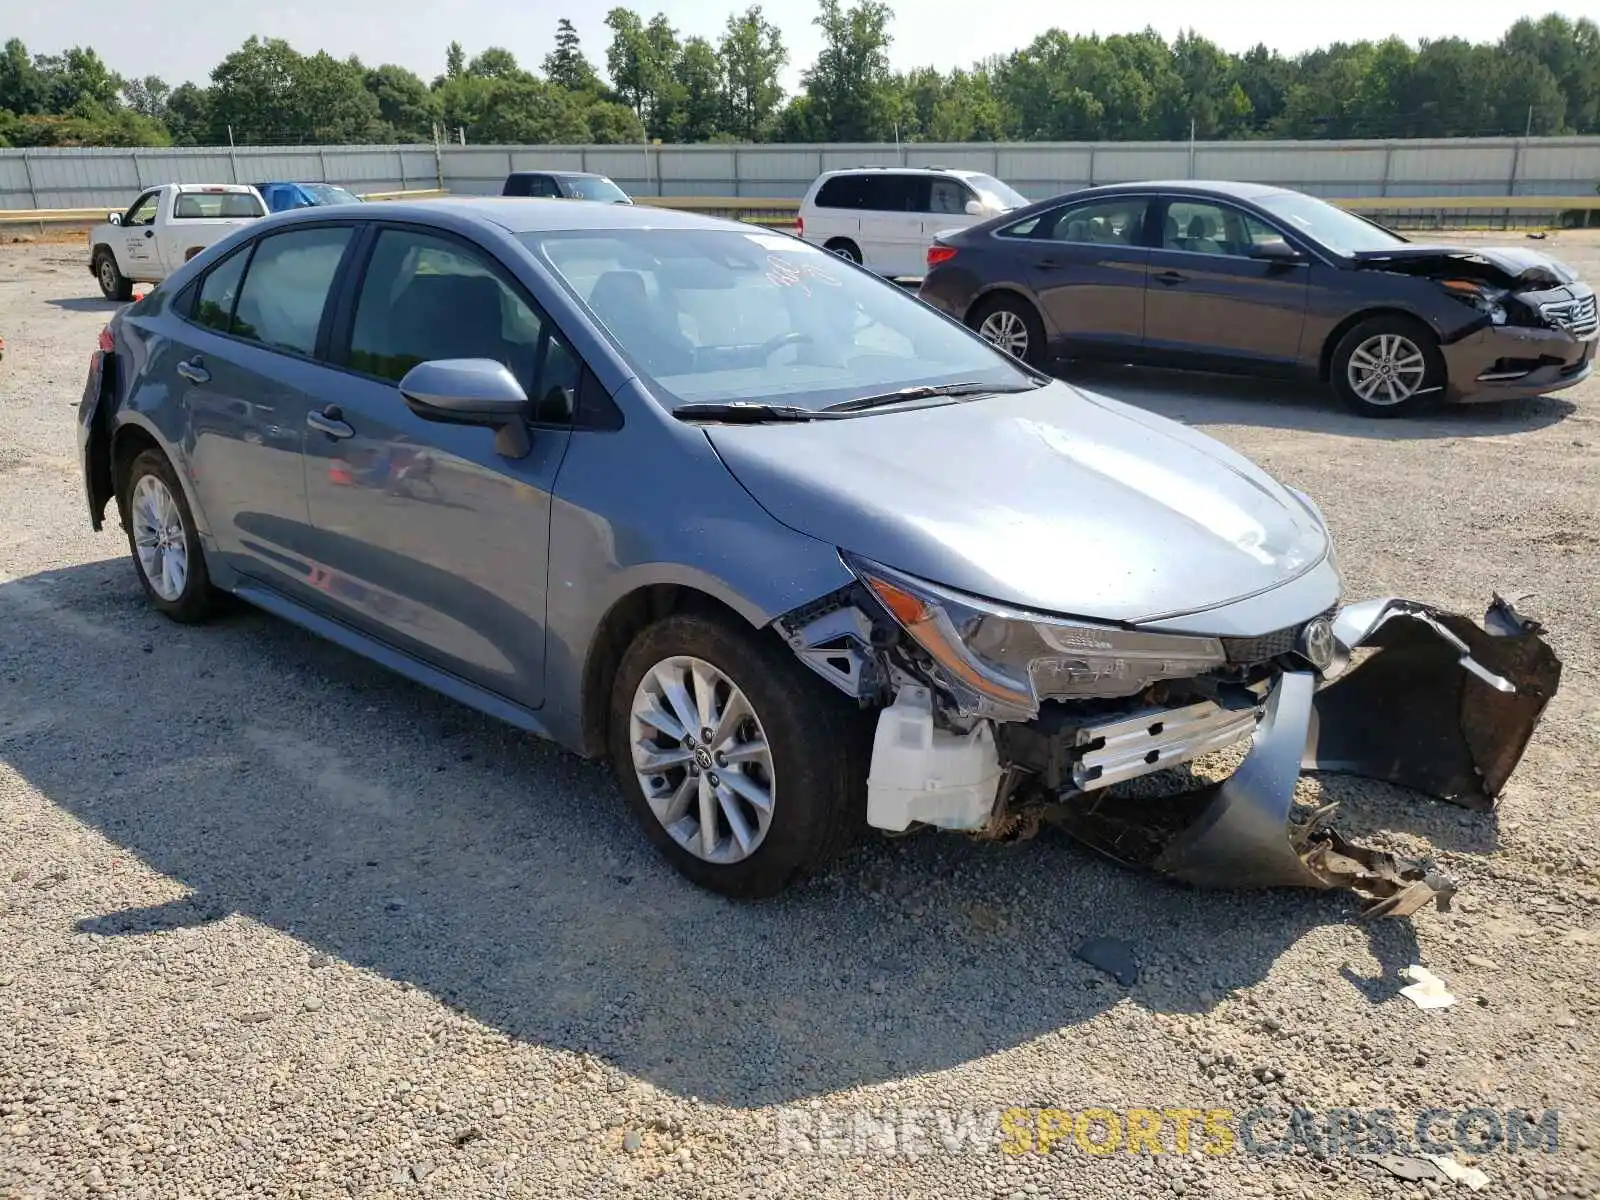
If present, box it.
[2,234,1600,1197]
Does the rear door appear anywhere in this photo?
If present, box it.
[300,224,575,708]
[171,223,360,598]
[1142,196,1311,370]
[1007,195,1153,358]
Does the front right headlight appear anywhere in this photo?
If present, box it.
[846,555,1227,720]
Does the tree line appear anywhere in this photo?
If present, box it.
[2,3,1598,149]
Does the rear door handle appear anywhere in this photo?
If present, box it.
[306,405,355,440]
[175,357,210,384]
[1154,270,1187,286]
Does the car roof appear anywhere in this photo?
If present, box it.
[821,166,985,177]
[507,170,609,180]
[272,196,737,235]
[1068,180,1293,201]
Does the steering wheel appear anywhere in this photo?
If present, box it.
[759,331,813,361]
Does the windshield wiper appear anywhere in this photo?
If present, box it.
[672,401,822,423]
[822,379,1040,413]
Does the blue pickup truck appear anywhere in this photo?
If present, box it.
[255,182,364,213]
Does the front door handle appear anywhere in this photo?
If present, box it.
[306,406,355,440]
[144,229,155,239]
[175,357,209,384]
[1154,270,1187,286]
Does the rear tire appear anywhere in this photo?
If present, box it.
[824,238,862,264]
[608,611,870,899]
[94,250,133,303]
[968,293,1047,368]
[119,448,218,624]
[1330,315,1443,418]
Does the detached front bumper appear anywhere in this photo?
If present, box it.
[1044,595,1561,918]
[1442,323,1596,401]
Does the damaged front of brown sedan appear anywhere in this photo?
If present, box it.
[737,388,1563,918]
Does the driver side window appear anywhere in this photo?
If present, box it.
[124,193,158,227]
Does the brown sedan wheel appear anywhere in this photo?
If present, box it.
[1331,314,1445,418]
[969,293,1047,368]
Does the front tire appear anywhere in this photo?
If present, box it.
[1330,315,1443,417]
[94,250,133,303]
[119,448,217,623]
[608,611,869,898]
[968,293,1047,367]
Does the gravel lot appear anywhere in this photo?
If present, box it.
[2,230,1598,1200]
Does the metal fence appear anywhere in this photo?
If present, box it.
[4,137,1600,211]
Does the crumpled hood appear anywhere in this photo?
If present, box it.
[705,382,1329,624]
[1350,244,1579,287]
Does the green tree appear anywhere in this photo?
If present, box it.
[365,63,437,141]
[0,38,47,115]
[669,36,724,141]
[604,8,653,118]
[1502,15,1600,132]
[163,82,213,145]
[720,6,787,141]
[543,19,601,94]
[800,0,897,141]
[35,47,123,113]
[467,48,522,80]
[122,75,170,120]
[584,98,646,142]
[445,41,466,80]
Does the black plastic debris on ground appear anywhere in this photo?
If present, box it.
[1074,935,1140,986]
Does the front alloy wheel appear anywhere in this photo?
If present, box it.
[131,474,188,602]
[629,655,776,864]
[1346,333,1427,408]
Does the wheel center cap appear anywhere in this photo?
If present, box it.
[693,746,713,770]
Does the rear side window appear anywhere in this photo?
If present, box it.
[860,175,922,213]
[1003,198,1150,246]
[815,175,867,209]
[191,245,251,334]
[229,226,354,356]
[173,192,266,219]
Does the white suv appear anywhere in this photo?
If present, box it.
[797,167,1029,278]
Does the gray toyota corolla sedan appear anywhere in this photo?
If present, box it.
[78,199,1560,909]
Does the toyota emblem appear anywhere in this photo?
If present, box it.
[1299,617,1336,671]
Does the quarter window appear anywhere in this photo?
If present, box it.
[999,198,1149,245]
[228,226,354,356]
[191,244,251,334]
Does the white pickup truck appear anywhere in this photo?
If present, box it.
[88,183,267,301]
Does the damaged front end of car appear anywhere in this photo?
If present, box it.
[774,562,1562,920]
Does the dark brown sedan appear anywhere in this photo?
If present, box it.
[917,181,1597,417]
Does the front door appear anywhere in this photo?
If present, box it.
[1142,198,1310,369]
[302,225,575,709]
[121,190,160,276]
[176,225,358,599]
[1021,195,1153,359]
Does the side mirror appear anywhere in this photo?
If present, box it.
[107,213,122,226]
[398,359,532,459]
[964,199,985,217]
[1249,240,1303,263]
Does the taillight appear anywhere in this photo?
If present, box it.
[97,325,114,353]
[927,244,958,270]
[796,215,804,238]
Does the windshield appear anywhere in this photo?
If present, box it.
[302,184,362,206]
[1255,191,1406,255]
[522,228,1034,411]
[564,175,631,204]
[964,173,1028,211]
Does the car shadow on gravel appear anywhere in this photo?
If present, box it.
[1058,361,1578,440]
[44,297,127,314]
[2,560,1444,1109]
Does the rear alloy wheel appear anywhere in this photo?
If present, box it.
[969,294,1047,367]
[1331,316,1443,417]
[824,238,862,264]
[120,448,217,623]
[609,612,869,898]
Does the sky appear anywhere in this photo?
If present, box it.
[13,0,1599,93]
